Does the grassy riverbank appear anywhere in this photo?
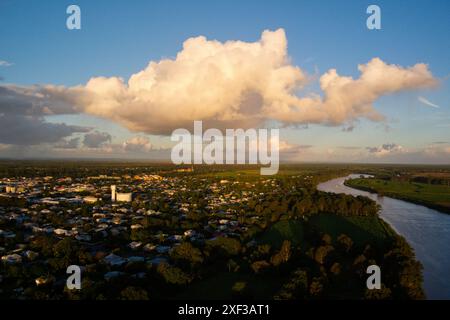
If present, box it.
[345,178,450,214]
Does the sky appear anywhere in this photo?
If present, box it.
[0,0,449,163]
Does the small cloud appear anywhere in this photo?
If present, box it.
[123,136,152,152]
[83,131,111,148]
[367,143,404,157]
[54,137,80,149]
[0,60,13,67]
[418,96,440,108]
[342,125,355,132]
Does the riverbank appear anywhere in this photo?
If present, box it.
[318,175,450,299]
[344,178,450,214]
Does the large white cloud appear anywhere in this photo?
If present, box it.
[0,29,438,139]
[65,29,437,134]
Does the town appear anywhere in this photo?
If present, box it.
[0,163,290,298]
[0,162,426,300]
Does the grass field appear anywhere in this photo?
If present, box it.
[346,178,450,213]
[175,271,285,299]
[258,220,305,249]
[258,214,395,249]
[308,214,396,247]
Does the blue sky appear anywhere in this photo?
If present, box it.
[0,0,449,162]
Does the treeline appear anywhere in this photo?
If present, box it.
[246,189,380,220]
[273,233,424,300]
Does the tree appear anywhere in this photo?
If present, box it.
[330,262,341,275]
[322,233,332,245]
[50,238,79,271]
[54,238,78,258]
[337,234,353,253]
[251,260,271,274]
[274,269,308,300]
[226,259,240,273]
[365,284,392,300]
[170,242,203,268]
[157,263,192,285]
[31,235,56,257]
[232,281,250,298]
[120,286,149,300]
[309,277,324,297]
[207,237,241,257]
[270,240,291,267]
[256,244,271,257]
[314,245,334,265]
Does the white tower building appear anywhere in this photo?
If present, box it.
[111,185,116,202]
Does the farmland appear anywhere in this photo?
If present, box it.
[346,178,450,213]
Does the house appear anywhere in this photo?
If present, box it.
[84,196,98,204]
[24,250,39,260]
[110,227,125,237]
[54,228,73,236]
[131,224,143,230]
[75,234,92,242]
[127,256,145,263]
[131,272,146,279]
[168,234,182,242]
[0,230,16,238]
[104,271,125,281]
[184,229,196,237]
[35,276,55,286]
[143,243,156,252]
[1,253,22,264]
[147,257,168,266]
[103,253,126,266]
[128,241,142,250]
[156,245,171,254]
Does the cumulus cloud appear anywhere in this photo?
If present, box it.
[0,29,438,137]
[0,85,88,146]
[122,136,152,152]
[83,131,112,148]
[423,143,450,156]
[73,30,436,133]
[54,137,80,149]
[0,85,78,116]
[0,114,89,146]
[366,143,405,157]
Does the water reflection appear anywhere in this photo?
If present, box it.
[317,174,450,299]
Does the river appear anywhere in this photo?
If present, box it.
[317,174,450,299]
